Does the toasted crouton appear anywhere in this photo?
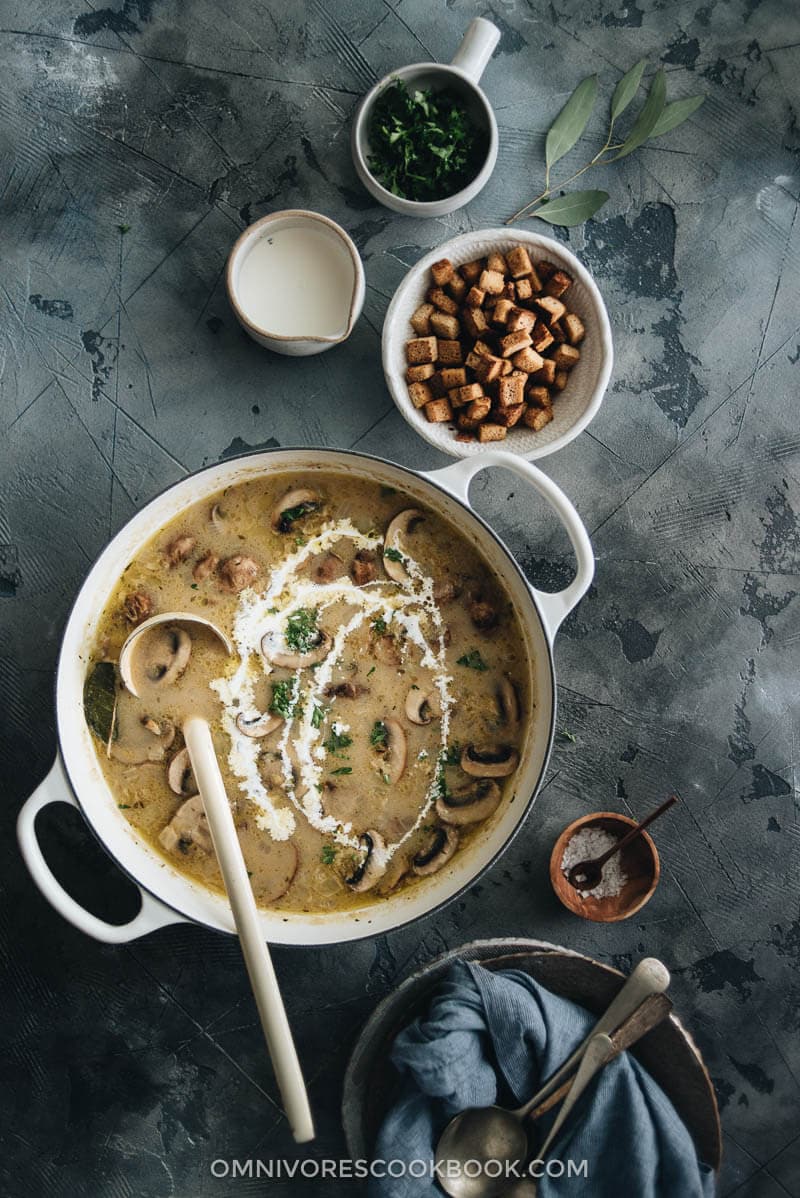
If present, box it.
[534,295,567,323]
[477,423,507,442]
[494,403,525,428]
[479,269,505,295]
[499,330,533,358]
[430,311,460,340]
[430,258,455,287]
[492,298,515,325]
[563,313,585,344]
[424,397,453,423]
[523,406,554,431]
[436,340,463,366]
[487,251,508,275]
[527,265,544,293]
[515,277,534,303]
[406,336,437,365]
[465,395,492,423]
[460,259,483,283]
[512,346,545,373]
[506,307,535,334]
[410,302,435,336]
[449,383,484,409]
[465,350,484,371]
[428,287,459,316]
[475,356,504,384]
[552,343,581,370]
[549,319,567,344]
[544,269,573,298]
[406,363,436,383]
[531,323,555,354]
[506,245,533,278]
[465,286,486,308]
[537,260,556,281]
[472,340,494,358]
[499,358,513,376]
[526,385,552,409]
[408,381,434,409]
[447,274,467,302]
[438,367,467,390]
[529,358,557,386]
[553,369,569,391]
[497,371,526,409]
[462,307,489,339]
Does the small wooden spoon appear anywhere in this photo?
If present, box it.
[566,795,678,891]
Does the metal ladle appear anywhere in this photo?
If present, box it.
[433,957,670,1198]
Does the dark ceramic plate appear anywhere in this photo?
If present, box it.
[342,938,721,1171]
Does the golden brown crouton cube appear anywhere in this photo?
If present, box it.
[428,371,448,399]
[465,285,486,308]
[406,336,438,365]
[428,287,459,316]
[492,298,515,325]
[479,269,505,295]
[506,307,535,334]
[430,258,455,287]
[512,346,545,373]
[460,259,483,283]
[475,356,504,384]
[515,277,534,303]
[487,251,508,274]
[523,406,554,431]
[545,269,573,298]
[529,358,557,386]
[477,423,507,442]
[462,307,490,339]
[497,371,526,409]
[494,403,525,428]
[549,319,567,344]
[506,245,533,278]
[531,323,555,354]
[499,358,513,376]
[499,330,533,358]
[552,344,581,370]
[410,303,435,336]
[447,274,467,302]
[430,311,460,340]
[563,313,585,344]
[406,363,436,383]
[439,367,467,390]
[465,395,492,423]
[536,260,556,281]
[436,340,463,366]
[526,385,552,409]
[408,381,434,409]
[553,369,569,391]
[424,397,453,423]
[534,295,567,322]
[473,340,494,358]
[527,265,544,293]
[464,350,484,371]
[453,383,484,407]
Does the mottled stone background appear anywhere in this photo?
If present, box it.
[1,0,799,1195]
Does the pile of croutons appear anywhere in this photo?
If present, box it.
[403,246,586,443]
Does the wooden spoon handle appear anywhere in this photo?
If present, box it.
[597,794,678,865]
[184,717,315,1143]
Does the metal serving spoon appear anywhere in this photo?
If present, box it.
[566,795,678,891]
[433,957,670,1198]
[183,716,315,1143]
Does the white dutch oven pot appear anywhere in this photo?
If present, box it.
[18,449,593,946]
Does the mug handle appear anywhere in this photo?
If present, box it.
[449,18,501,85]
[423,451,594,643]
[17,755,187,944]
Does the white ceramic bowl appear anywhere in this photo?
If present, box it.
[351,19,500,218]
[382,229,614,459]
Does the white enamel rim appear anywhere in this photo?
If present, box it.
[382,228,614,459]
[351,19,501,218]
[225,210,366,355]
[17,448,593,946]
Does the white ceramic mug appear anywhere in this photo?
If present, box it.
[351,18,501,218]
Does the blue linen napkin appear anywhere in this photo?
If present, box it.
[369,960,715,1197]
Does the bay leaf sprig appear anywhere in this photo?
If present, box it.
[507,62,705,228]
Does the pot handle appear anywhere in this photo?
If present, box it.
[17,755,187,944]
[423,452,594,643]
[449,18,501,84]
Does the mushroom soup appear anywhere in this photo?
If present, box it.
[83,474,529,912]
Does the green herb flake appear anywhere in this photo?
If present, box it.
[117,223,131,234]
[311,704,328,729]
[557,729,577,743]
[277,501,318,533]
[117,803,131,809]
[190,583,199,590]
[370,720,388,749]
[331,766,352,776]
[371,615,388,635]
[382,772,391,785]
[444,742,462,766]
[323,728,353,753]
[366,666,376,678]
[270,679,299,719]
[457,650,488,671]
[321,844,337,865]
[285,607,319,653]
[384,547,404,563]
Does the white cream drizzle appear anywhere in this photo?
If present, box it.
[210,518,454,864]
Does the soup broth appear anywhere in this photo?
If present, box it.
[84,472,530,913]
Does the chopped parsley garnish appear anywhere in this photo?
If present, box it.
[382,772,391,784]
[367,81,488,203]
[384,547,404,563]
[285,607,319,653]
[457,649,488,671]
[371,615,388,635]
[331,766,352,776]
[270,679,299,719]
[294,535,307,548]
[443,742,462,766]
[557,729,577,743]
[370,720,388,749]
[323,728,353,753]
[311,703,328,729]
[321,844,337,865]
[366,666,376,677]
[277,501,318,533]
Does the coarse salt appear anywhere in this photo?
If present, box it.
[561,826,628,899]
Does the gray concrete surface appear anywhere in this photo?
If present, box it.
[1,1,799,1195]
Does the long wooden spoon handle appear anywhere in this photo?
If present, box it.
[598,794,678,864]
[184,716,315,1143]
